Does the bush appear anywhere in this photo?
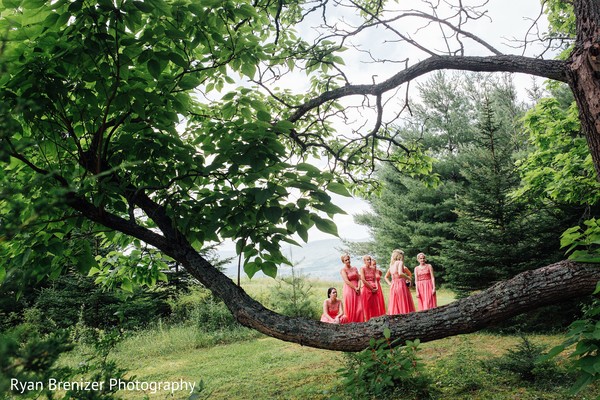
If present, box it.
[0,326,133,399]
[169,287,241,331]
[267,267,319,319]
[483,335,568,385]
[32,274,171,330]
[337,329,432,400]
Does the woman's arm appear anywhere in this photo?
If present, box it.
[384,267,392,285]
[403,265,412,280]
[337,301,345,318]
[429,264,436,293]
[414,266,420,298]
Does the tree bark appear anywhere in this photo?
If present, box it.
[568,0,600,178]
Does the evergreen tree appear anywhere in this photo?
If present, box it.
[354,73,576,294]
[444,97,568,294]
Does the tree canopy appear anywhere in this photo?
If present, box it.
[1,0,600,351]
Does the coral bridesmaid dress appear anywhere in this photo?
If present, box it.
[320,300,347,323]
[343,267,363,323]
[362,267,385,321]
[388,271,416,315]
[416,268,437,311]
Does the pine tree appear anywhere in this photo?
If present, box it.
[444,97,563,294]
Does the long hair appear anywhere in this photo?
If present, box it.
[327,287,337,298]
[389,249,404,269]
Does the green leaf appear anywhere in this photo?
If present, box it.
[121,279,133,293]
[257,110,270,122]
[147,59,162,79]
[262,261,277,278]
[241,62,256,78]
[297,162,321,175]
[0,266,6,283]
[327,182,351,197]
[312,215,338,236]
[133,0,154,13]
[244,261,261,279]
[297,224,309,243]
[264,206,282,223]
[179,75,201,90]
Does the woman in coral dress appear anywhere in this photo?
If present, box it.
[360,255,385,321]
[414,252,437,311]
[372,259,386,316]
[385,249,415,315]
[340,254,363,323]
[320,287,347,324]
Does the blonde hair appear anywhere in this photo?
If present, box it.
[341,254,350,263]
[417,252,426,260]
[389,249,404,268]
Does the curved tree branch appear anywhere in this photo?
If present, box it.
[288,55,568,123]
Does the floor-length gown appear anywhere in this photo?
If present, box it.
[342,267,363,323]
[375,269,386,316]
[416,268,437,311]
[388,270,416,315]
[362,267,385,321]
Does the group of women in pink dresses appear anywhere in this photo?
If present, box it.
[320,250,437,324]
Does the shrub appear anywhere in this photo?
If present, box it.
[267,266,319,319]
[169,287,241,331]
[31,274,172,330]
[483,335,568,385]
[0,327,133,399]
[542,297,600,395]
[337,329,432,400]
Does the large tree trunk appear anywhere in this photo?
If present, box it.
[569,0,600,178]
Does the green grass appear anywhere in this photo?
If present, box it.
[54,279,597,399]
[74,329,597,400]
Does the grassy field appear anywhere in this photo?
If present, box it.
[74,330,596,400]
[55,278,598,400]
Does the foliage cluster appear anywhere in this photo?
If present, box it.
[0,326,131,399]
[337,329,432,400]
[0,0,359,292]
[543,295,600,396]
[0,272,172,332]
[483,336,569,385]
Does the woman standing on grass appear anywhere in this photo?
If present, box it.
[320,287,347,324]
[385,249,415,315]
[415,252,437,311]
[360,255,385,321]
[340,254,363,323]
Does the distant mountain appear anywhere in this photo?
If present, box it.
[218,238,368,281]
